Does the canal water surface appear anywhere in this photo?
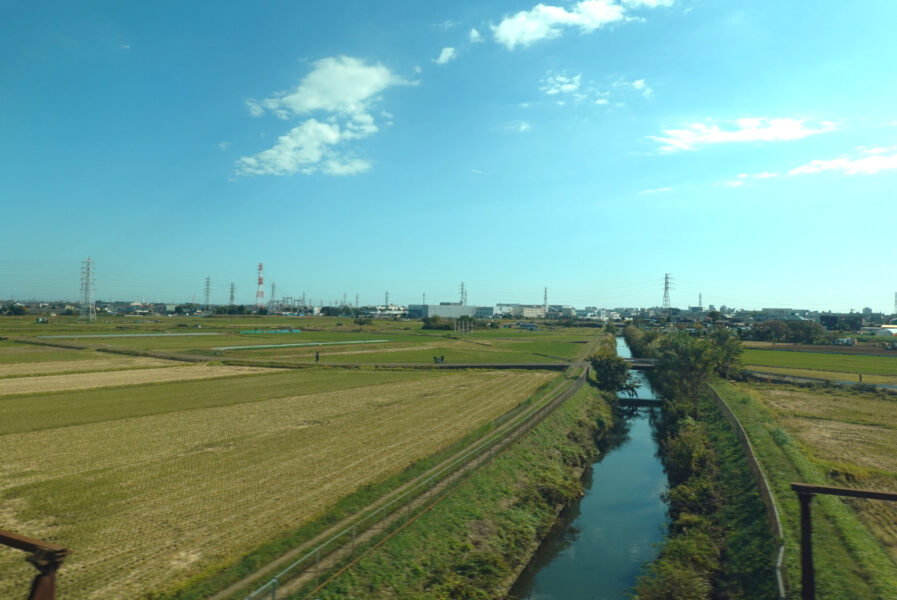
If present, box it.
[507,338,668,600]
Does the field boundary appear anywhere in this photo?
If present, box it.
[708,383,787,599]
[742,369,897,395]
[212,367,589,600]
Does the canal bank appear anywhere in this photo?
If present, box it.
[314,374,620,599]
[507,337,668,600]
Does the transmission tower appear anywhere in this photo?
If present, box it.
[229,282,235,306]
[459,282,467,305]
[422,292,426,305]
[255,263,265,308]
[894,291,896,314]
[79,257,96,322]
[699,292,703,310]
[355,294,359,308]
[270,282,276,311]
[662,273,672,310]
[385,291,390,307]
[204,276,211,312]
[543,286,548,314]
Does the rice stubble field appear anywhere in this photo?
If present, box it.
[0,357,555,599]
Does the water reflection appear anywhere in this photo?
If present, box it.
[507,338,667,600]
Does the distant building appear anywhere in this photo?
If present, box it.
[512,305,546,319]
[407,303,476,319]
[474,306,494,319]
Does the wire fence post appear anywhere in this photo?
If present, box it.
[270,578,277,600]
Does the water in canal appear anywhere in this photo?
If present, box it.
[507,338,668,600]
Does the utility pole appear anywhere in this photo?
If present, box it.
[699,292,703,310]
[355,294,359,308]
[422,292,426,305]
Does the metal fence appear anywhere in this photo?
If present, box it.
[707,384,786,599]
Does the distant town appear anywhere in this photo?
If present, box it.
[4,295,897,341]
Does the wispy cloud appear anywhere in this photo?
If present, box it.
[434,47,456,65]
[217,141,231,151]
[650,118,836,153]
[238,56,412,177]
[717,171,778,188]
[789,146,897,176]
[540,73,583,98]
[638,186,672,194]
[469,28,483,43]
[505,121,532,133]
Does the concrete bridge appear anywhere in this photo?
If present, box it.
[623,357,657,370]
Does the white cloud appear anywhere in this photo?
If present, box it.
[789,149,897,176]
[434,47,456,65]
[238,56,410,177]
[492,0,627,49]
[638,186,672,194]
[540,73,582,96]
[631,78,652,98]
[439,19,460,30]
[237,119,373,176]
[505,121,532,133]
[469,28,483,43]
[650,118,836,152]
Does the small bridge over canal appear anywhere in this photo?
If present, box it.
[623,358,657,370]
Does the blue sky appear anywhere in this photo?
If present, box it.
[2,1,896,311]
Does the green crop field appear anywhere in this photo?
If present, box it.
[743,348,897,377]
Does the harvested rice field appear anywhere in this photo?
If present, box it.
[0,364,275,395]
[0,366,555,598]
[719,382,897,574]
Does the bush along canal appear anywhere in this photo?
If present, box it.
[508,337,668,600]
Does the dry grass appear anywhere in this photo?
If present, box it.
[749,385,897,563]
[0,356,178,378]
[0,364,275,395]
[0,369,553,599]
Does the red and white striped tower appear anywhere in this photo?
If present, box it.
[255,263,265,308]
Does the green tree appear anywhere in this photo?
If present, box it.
[589,347,637,396]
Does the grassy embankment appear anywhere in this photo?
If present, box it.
[742,348,897,385]
[714,381,897,599]
[310,378,615,599]
[634,389,779,599]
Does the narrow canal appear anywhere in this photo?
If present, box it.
[508,337,668,600]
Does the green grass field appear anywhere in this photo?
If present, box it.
[743,348,897,377]
[3,315,597,366]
